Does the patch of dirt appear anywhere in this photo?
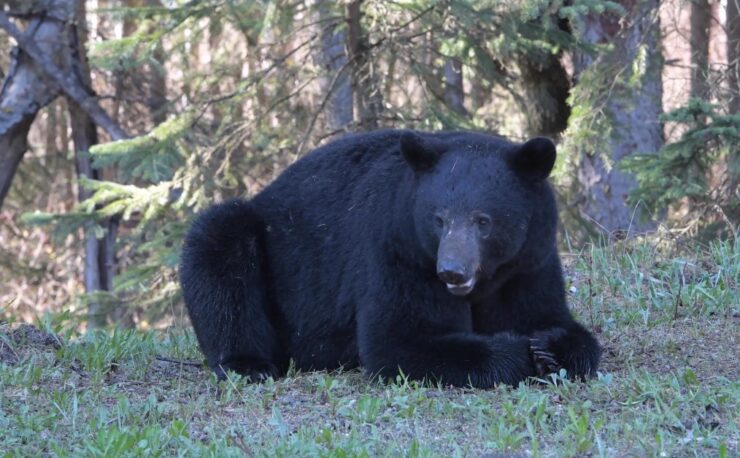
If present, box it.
[106,357,206,387]
[0,335,19,365]
[599,315,740,382]
[0,323,62,365]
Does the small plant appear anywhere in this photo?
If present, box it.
[622,99,739,239]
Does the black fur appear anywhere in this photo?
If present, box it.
[180,129,601,387]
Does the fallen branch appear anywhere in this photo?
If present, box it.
[155,355,204,368]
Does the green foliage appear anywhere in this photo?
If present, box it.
[559,0,624,18]
[20,210,103,242]
[622,99,740,237]
[89,114,191,182]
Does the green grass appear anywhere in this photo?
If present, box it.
[1,239,738,457]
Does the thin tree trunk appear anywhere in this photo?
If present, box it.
[685,0,712,215]
[690,0,711,100]
[414,32,468,119]
[315,0,353,133]
[69,0,117,327]
[469,70,490,113]
[110,0,128,125]
[728,0,740,114]
[725,0,740,216]
[384,53,396,103]
[148,41,167,125]
[347,0,383,130]
[418,32,446,105]
[206,17,225,128]
[0,29,7,78]
[71,109,106,326]
[443,57,467,116]
[46,101,59,158]
[58,98,76,201]
[573,0,664,237]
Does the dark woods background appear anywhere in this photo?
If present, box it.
[0,0,737,328]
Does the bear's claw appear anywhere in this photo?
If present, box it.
[529,337,562,377]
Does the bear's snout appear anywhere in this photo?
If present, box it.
[436,225,480,296]
[437,261,477,296]
[437,265,467,285]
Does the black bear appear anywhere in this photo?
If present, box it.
[180,129,601,387]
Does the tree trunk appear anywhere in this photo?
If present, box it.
[315,0,353,133]
[573,0,664,237]
[690,0,711,100]
[71,109,107,326]
[45,100,59,158]
[516,13,571,139]
[347,0,383,130]
[725,0,740,215]
[0,10,64,209]
[418,32,446,107]
[443,57,467,116]
[115,0,167,129]
[416,31,468,119]
[0,28,8,78]
[70,0,117,327]
[728,0,740,114]
[517,54,571,138]
[148,45,168,125]
[145,0,167,125]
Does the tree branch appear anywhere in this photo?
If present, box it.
[0,16,61,209]
[0,11,129,141]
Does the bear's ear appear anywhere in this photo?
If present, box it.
[507,137,556,181]
[400,131,447,171]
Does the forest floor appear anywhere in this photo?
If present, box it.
[1,239,738,457]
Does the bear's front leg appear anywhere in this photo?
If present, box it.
[529,323,601,379]
[357,286,539,388]
[482,255,602,380]
[360,327,538,388]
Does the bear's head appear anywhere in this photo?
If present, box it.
[400,131,557,296]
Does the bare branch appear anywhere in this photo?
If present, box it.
[0,11,129,141]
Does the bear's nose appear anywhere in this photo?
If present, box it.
[437,269,467,285]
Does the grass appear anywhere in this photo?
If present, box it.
[1,239,738,457]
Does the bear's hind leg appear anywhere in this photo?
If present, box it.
[180,199,284,381]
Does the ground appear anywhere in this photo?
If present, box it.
[1,239,738,456]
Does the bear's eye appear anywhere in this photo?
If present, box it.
[434,215,445,228]
[476,215,492,227]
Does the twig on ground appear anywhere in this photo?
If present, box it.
[155,355,203,367]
